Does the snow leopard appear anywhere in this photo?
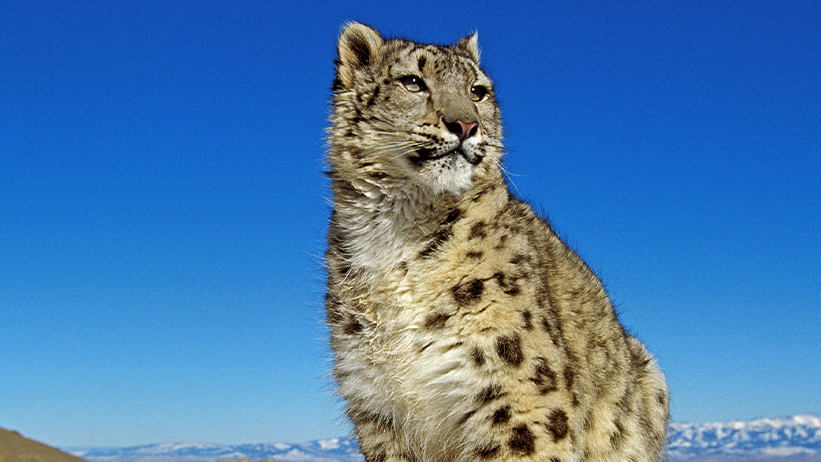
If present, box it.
[325,22,669,462]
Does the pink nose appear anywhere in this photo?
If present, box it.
[445,119,479,142]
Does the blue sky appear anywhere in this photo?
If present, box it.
[1,0,819,449]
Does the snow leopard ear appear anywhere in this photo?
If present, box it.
[457,32,480,65]
[335,22,384,91]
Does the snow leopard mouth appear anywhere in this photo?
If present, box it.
[410,147,482,166]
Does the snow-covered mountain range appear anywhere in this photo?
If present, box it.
[70,438,364,462]
[666,415,821,460]
[69,415,821,462]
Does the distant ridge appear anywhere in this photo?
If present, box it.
[0,427,88,462]
[69,438,364,462]
[68,415,821,462]
[666,415,821,461]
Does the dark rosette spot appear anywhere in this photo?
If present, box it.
[493,272,521,296]
[476,443,500,459]
[453,279,484,305]
[509,424,536,456]
[471,347,486,366]
[423,312,450,329]
[476,384,505,403]
[344,319,363,335]
[531,357,557,394]
[546,409,569,441]
[491,405,512,426]
[496,334,523,367]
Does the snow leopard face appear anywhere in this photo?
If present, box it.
[329,23,503,196]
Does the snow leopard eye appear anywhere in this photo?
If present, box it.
[399,75,427,92]
[470,85,488,102]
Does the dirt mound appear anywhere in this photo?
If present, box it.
[0,427,88,462]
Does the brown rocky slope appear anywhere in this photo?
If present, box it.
[0,427,88,462]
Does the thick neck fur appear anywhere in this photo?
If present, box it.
[330,173,459,278]
[328,157,507,295]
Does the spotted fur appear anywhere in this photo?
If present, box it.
[326,22,669,462]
